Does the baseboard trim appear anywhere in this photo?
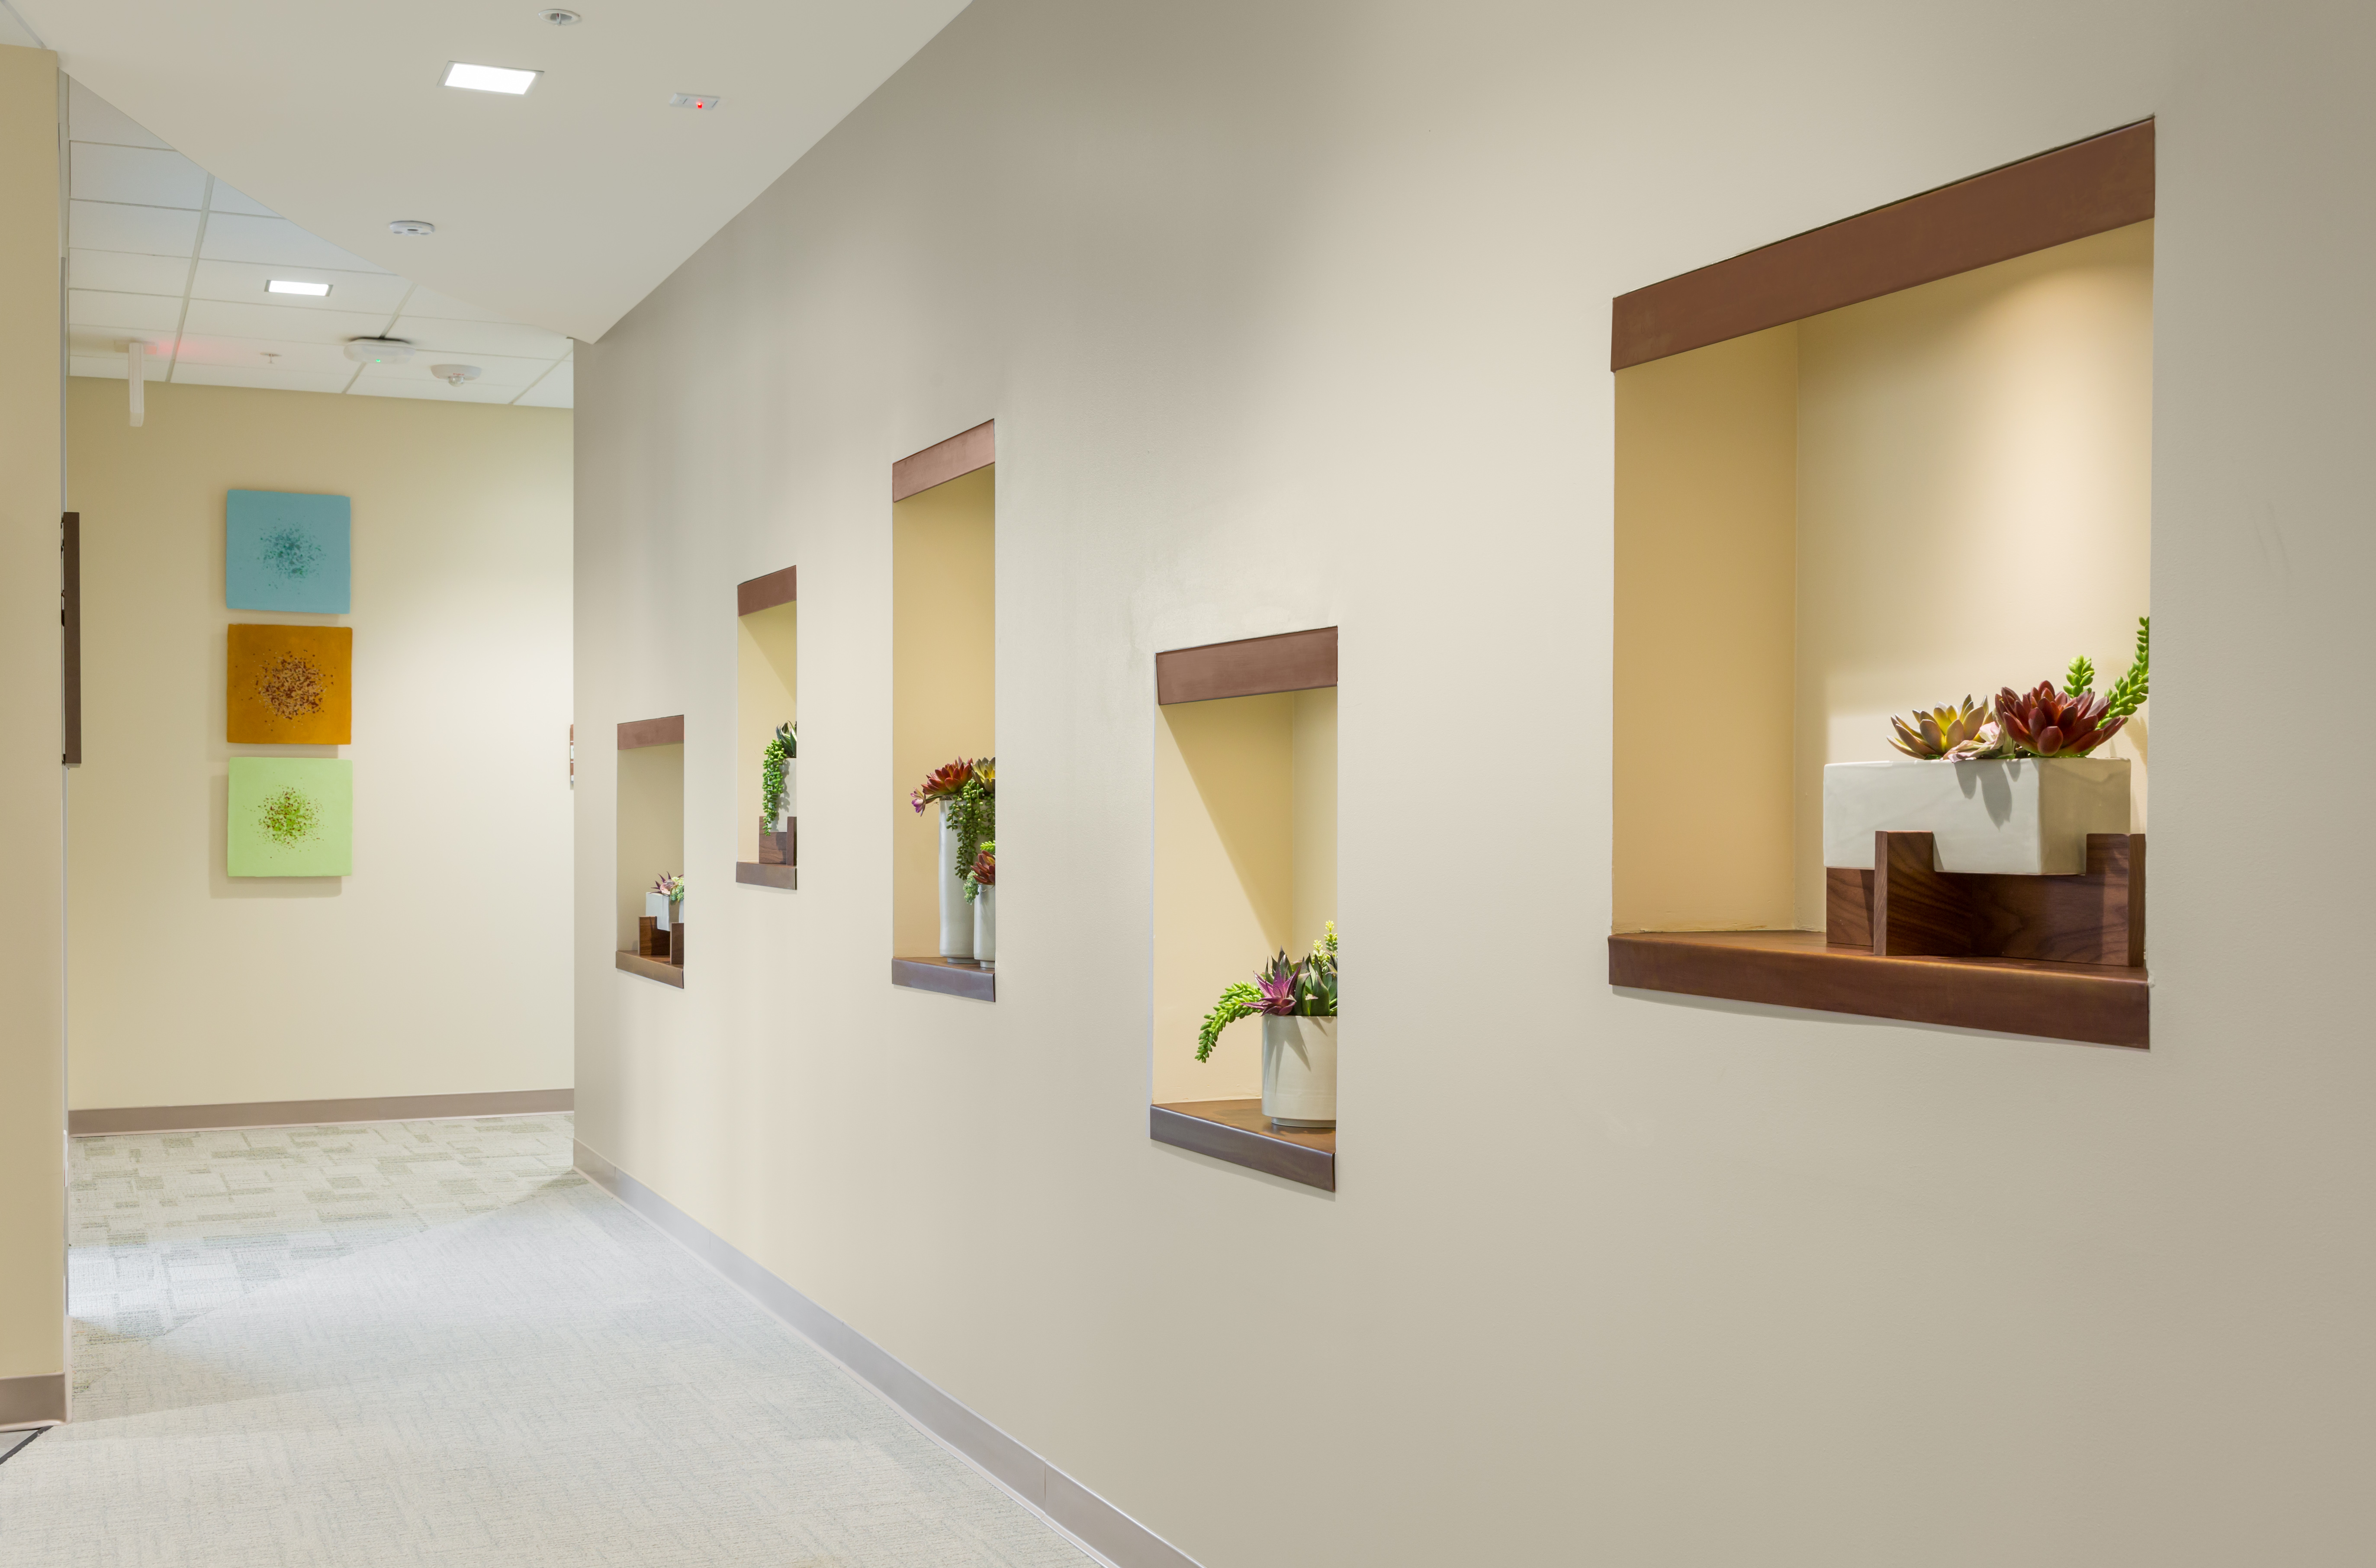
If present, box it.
[70,1089,575,1137]
[573,1139,1200,1568]
[0,1372,65,1429]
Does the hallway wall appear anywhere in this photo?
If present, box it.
[66,379,573,1113]
[572,3,2376,1564]
[0,42,66,1423]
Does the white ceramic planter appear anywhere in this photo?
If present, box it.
[1823,757,2131,875]
[937,812,974,960]
[1261,1014,1337,1129]
[972,884,996,969]
[644,890,674,932]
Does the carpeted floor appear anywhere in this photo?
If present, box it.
[1,1115,1092,1568]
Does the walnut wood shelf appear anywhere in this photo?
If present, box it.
[1608,930,2147,1048]
[615,950,685,988]
[735,862,797,890]
[891,956,995,1001]
[1151,1099,1335,1191]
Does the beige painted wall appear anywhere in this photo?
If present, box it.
[616,742,685,948]
[65,379,573,1110]
[574,3,2376,1564]
[1612,325,1800,931]
[890,466,993,958]
[1794,222,2154,923]
[0,42,65,1402]
[1152,687,1336,1102]
[736,603,797,862]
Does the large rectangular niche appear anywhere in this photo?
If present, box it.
[616,716,685,985]
[736,567,797,890]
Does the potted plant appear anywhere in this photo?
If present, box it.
[1196,922,1337,1129]
[969,841,995,970]
[759,723,796,865]
[911,757,993,961]
[1825,617,2148,874]
[645,872,684,932]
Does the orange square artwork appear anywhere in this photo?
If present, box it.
[227,624,352,743]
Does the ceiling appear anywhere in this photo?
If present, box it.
[63,79,574,406]
[11,0,971,341]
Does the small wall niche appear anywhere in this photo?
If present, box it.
[735,566,798,891]
[1151,628,1338,1189]
[616,716,685,986]
[890,423,995,999]
[1609,123,2155,1046]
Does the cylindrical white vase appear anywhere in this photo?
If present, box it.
[972,884,996,969]
[938,812,974,960]
[645,890,673,932]
[1260,1015,1337,1128]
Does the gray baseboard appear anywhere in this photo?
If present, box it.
[0,1372,65,1429]
[573,1139,1199,1568]
[70,1089,575,1137]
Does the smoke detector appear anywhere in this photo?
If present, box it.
[389,219,436,236]
[345,337,415,365]
[539,7,581,21]
[430,364,483,388]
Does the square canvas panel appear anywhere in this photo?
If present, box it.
[227,757,352,877]
[226,489,350,612]
[227,623,352,743]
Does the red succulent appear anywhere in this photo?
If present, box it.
[1993,683,2125,758]
[910,758,976,813]
[970,846,995,886]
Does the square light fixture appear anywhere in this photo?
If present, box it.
[266,279,331,297]
[444,62,540,94]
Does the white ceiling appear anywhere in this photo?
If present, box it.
[13,0,971,341]
[64,80,575,407]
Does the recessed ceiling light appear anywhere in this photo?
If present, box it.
[539,8,581,22]
[444,62,540,94]
[389,219,436,236]
[668,92,722,109]
[266,279,331,297]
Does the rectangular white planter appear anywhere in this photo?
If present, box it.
[645,890,675,931]
[1823,758,2130,875]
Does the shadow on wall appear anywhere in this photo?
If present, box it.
[209,771,341,900]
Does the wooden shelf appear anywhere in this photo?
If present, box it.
[891,956,994,1001]
[1608,930,2148,1048]
[735,861,797,890]
[615,950,685,987]
[1151,1100,1334,1191]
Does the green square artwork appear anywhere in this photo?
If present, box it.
[227,757,352,877]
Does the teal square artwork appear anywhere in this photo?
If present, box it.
[226,489,350,612]
[228,757,353,877]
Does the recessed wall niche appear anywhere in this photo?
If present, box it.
[890,421,996,1000]
[615,715,685,987]
[1608,122,2155,1047]
[734,566,797,891]
[1150,628,1338,1190]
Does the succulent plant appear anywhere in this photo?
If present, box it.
[2105,616,2149,719]
[969,841,995,887]
[1196,923,1340,1061]
[909,757,976,814]
[1994,682,2125,757]
[1888,697,1996,759]
[1254,952,1302,1016]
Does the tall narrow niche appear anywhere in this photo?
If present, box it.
[1149,629,1338,1191]
[889,422,995,999]
[735,567,797,890]
[615,716,686,986]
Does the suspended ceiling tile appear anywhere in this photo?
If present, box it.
[70,199,201,257]
[511,361,574,408]
[66,77,170,150]
[69,248,192,296]
[388,316,572,360]
[69,143,209,209]
[208,183,279,218]
[182,299,397,347]
[355,350,552,389]
[187,260,413,315]
[68,288,184,333]
[200,214,387,273]
[170,335,354,375]
[169,363,357,395]
[349,377,524,405]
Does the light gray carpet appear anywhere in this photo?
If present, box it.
[5,1116,1090,1568]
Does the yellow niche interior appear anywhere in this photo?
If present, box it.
[736,601,797,864]
[616,742,685,951]
[1153,685,1336,1104]
[1612,220,2154,933]
[891,465,995,959]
